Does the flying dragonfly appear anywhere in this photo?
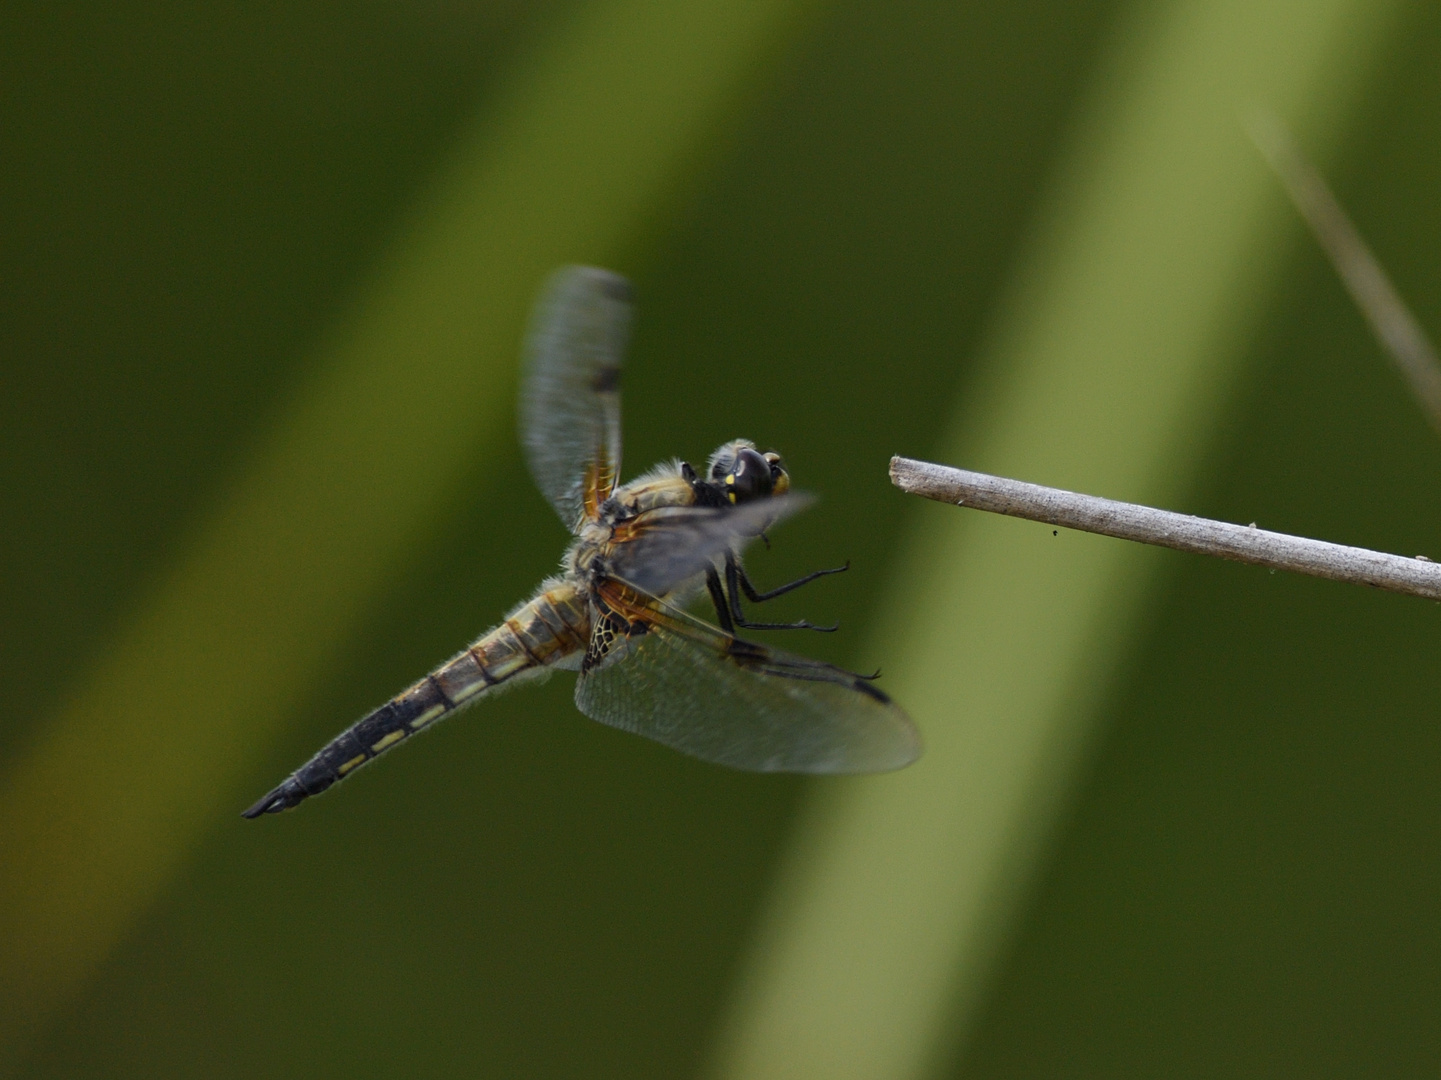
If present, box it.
[243,267,920,817]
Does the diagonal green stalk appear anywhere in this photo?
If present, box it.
[0,0,820,1060]
[709,0,1402,1077]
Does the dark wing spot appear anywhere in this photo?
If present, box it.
[851,679,892,704]
[598,274,633,302]
[721,637,895,703]
[591,365,622,393]
[723,637,770,669]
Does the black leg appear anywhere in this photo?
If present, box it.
[706,567,736,635]
[734,557,849,602]
[723,556,838,632]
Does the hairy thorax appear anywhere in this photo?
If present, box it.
[567,464,698,593]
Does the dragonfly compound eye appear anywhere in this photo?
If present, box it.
[724,447,774,504]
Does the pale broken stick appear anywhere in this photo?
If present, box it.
[890,455,1441,602]
[1249,112,1441,436]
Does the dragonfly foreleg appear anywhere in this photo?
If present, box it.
[706,567,738,635]
[712,555,841,632]
[733,556,848,602]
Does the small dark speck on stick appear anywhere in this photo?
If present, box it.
[889,455,1441,603]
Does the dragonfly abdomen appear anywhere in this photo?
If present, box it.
[242,584,590,817]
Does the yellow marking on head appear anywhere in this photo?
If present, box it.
[725,473,735,484]
[337,753,367,776]
[370,730,404,753]
[727,490,737,504]
[409,704,445,729]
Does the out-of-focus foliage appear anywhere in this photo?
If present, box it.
[711,1,1403,1076]
[2,0,1440,1077]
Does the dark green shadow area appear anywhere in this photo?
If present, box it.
[6,0,1119,1077]
[0,0,565,760]
[959,6,1441,1076]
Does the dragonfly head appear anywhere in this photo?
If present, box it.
[708,439,791,503]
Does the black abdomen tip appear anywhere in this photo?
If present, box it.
[241,778,307,818]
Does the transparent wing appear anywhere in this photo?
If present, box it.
[607,492,813,596]
[575,579,921,773]
[520,266,630,531]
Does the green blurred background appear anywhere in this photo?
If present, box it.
[4,0,1441,1076]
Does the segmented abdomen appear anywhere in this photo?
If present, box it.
[242,583,590,816]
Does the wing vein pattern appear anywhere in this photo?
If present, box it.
[521,266,630,531]
[575,579,920,773]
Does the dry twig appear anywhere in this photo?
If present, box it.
[890,456,1441,602]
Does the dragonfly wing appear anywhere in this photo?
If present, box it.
[605,492,814,596]
[521,266,630,531]
[575,579,921,773]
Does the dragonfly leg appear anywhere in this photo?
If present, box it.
[705,567,737,635]
[721,555,840,632]
[735,556,849,602]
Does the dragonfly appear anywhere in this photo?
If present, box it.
[244,266,920,817]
